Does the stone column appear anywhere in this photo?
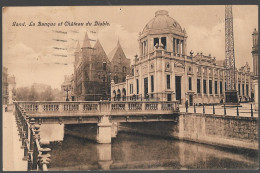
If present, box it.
[97,116,112,144]
[97,144,112,170]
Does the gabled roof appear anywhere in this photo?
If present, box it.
[108,40,126,62]
[93,39,109,61]
[82,32,91,48]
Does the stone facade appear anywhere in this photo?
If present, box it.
[120,113,258,150]
[73,32,131,101]
[111,10,254,105]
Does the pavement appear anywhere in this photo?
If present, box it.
[179,103,258,117]
[2,106,27,171]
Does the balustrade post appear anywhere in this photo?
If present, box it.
[125,102,129,111]
[237,103,239,116]
[32,126,40,170]
[142,102,145,111]
[79,103,84,112]
[38,104,44,113]
[213,104,215,115]
[27,154,33,171]
[251,104,253,117]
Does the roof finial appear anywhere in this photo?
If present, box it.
[82,31,91,48]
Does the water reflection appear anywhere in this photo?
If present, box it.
[41,124,258,171]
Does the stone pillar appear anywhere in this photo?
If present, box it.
[97,116,112,144]
[111,122,118,138]
[97,144,112,170]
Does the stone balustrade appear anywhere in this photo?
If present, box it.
[15,101,179,117]
[15,104,51,171]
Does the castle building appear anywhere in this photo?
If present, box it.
[111,10,254,105]
[73,32,131,101]
[252,28,258,110]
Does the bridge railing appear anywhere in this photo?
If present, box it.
[15,104,51,171]
[15,101,179,116]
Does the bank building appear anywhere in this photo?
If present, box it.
[110,10,254,105]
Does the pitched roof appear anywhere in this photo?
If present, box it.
[93,39,109,61]
[108,40,126,62]
[82,32,91,48]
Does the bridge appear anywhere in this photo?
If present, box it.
[16,101,180,124]
[13,100,179,171]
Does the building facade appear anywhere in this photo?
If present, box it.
[252,28,258,110]
[111,10,254,105]
[7,75,16,104]
[2,67,8,105]
[73,33,131,101]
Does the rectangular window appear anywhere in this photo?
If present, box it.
[161,37,167,50]
[197,79,201,93]
[167,75,171,89]
[215,81,218,94]
[136,79,139,94]
[154,38,159,47]
[246,84,248,96]
[220,81,223,94]
[238,84,240,95]
[151,75,154,92]
[225,82,227,91]
[203,80,207,94]
[209,80,212,94]
[242,84,245,95]
[189,77,192,90]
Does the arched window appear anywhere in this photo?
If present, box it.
[114,76,118,83]
[123,66,126,72]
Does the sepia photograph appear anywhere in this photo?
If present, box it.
[2,4,259,171]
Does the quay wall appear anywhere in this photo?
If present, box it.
[120,113,258,150]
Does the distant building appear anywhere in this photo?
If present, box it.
[252,28,258,110]
[32,83,51,93]
[2,67,8,105]
[111,10,253,105]
[61,74,74,101]
[7,75,16,104]
[73,33,131,101]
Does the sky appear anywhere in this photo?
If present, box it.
[2,5,258,89]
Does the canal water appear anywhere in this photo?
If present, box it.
[39,124,258,171]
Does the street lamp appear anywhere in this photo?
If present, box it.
[64,86,70,101]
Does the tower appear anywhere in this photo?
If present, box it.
[252,28,258,110]
[252,28,258,77]
[225,5,238,103]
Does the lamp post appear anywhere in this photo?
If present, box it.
[64,86,70,101]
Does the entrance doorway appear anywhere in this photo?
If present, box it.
[175,76,182,103]
[144,77,148,98]
[189,95,193,106]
